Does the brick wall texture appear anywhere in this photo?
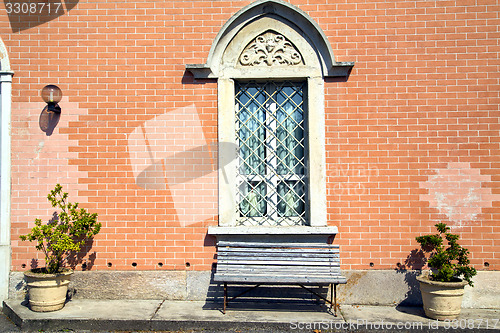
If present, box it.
[3,0,499,272]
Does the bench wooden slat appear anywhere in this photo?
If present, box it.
[216,261,340,267]
[216,267,341,273]
[216,264,342,271]
[217,248,339,258]
[216,270,342,276]
[214,271,345,277]
[218,244,340,251]
[217,241,338,248]
[215,274,347,284]
[217,259,339,266]
[217,258,339,263]
[216,269,341,275]
[215,272,345,277]
[218,248,339,255]
[218,253,339,260]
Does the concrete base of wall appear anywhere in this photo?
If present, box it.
[339,270,500,309]
[8,270,500,309]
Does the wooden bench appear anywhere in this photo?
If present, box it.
[213,240,347,316]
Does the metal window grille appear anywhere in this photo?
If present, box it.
[235,81,308,226]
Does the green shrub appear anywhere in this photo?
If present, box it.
[416,223,476,287]
[20,184,101,274]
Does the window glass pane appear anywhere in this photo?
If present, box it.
[277,181,305,217]
[276,85,304,175]
[236,86,266,175]
[239,181,267,217]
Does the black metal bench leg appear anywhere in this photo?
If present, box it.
[329,283,333,312]
[333,283,338,317]
[223,282,227,314]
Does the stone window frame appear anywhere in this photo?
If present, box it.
[187,0,353,230]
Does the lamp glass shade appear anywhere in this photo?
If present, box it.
[41,85,62,104]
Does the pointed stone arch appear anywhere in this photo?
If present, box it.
[187,0,353,79]
[0,38,12,72]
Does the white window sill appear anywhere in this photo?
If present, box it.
[207,225,338,235]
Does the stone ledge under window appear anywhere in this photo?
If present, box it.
[207,226,339,244]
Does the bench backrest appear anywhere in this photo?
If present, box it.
[214,241,346,284]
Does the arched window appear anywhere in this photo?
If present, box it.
[188,0,353,228]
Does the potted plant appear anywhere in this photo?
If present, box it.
[19,184,101,312]
[415,223,477,320]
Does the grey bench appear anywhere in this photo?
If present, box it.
[213,240,347,315]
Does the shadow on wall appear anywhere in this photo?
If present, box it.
[127,103,237,228]
[6,0,79,32]
[135,142,238,190]
[27,242,97,271]
[39,106,60,136]
[67,241,97,271]
[396,249,426,306]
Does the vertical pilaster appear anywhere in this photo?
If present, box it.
[0,71,13,306]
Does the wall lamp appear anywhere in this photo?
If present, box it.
[41,84,62,113]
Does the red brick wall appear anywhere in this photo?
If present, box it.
[3,0,499,273]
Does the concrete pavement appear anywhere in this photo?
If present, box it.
[2,299,500,332]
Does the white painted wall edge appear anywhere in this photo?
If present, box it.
[0,72,13,307]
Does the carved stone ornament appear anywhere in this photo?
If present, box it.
[239,31,303,66]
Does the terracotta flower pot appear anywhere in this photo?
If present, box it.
[24,268,73,312]
[417,274,467,320]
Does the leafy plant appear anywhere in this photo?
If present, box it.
[416,223,476,287]
[20,184,101,274]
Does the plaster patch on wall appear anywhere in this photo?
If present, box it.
[34,141,45,158]
[419,162,499,227]
[12,99,89,191]
[10,98,90,243]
